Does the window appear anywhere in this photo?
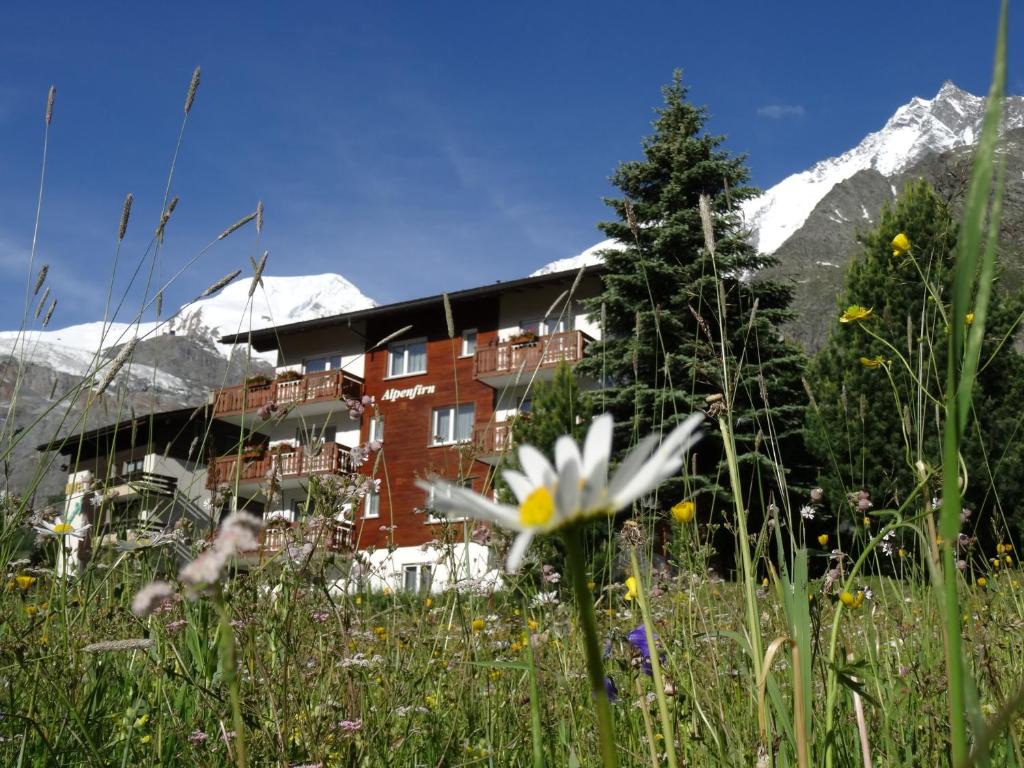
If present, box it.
[461,329,477,357]
[388,338,427,377]
[291,499,307,518]
[431,403,475,445]
[304,354,342,373]
[122,457,145,476]
[518,317,571,337]
[364,491,380,519]
[403,564,433,593]
[368,415,384,443]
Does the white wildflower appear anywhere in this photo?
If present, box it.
[419,412,703,571]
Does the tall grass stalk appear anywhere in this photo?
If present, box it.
[939,3,1007,763]
[628,549,679,768]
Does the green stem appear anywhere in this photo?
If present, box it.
[718,416,763,679]
[217,595,247,768]
[563,525,617,768]
[629,549,679,768]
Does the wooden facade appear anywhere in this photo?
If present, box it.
[207,266,605,577]
[353,298,500,550]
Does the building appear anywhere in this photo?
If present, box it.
[38,406,246,571]
[214,265,603,592]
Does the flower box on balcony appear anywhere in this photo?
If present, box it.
[509,331,538,346]
[276,370,302,382]
[245,374,272,388]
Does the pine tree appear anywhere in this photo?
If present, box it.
[578,72,809,517]
[806,179,1024,538]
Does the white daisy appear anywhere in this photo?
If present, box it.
[418,412,703,571]
[34,516,91,540]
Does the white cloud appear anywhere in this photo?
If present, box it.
[756,104,806,120]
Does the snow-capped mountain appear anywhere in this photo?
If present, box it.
[743,81,1024,254]
[531,81,1023,279]
[530,238,624,277]
[0,273,376,377]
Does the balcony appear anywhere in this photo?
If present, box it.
[472,422,514,465]
[257,517,352,559]
[207,442,357,489]
[103,470,178,499]
[212,370,364,422]
[474,331,589,388]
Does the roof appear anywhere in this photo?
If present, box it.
[218,263,604,352]
[36,405,210,455]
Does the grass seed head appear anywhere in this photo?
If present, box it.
[218,211,257,240]
[33,264,48,296]
[118,193,133,241]
[42,299,57,327]
[45,85,55,125]
[184,66,201,115]
[94,338,138,396]
[202,270,242,297]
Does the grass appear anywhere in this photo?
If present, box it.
[2,536,1024,766]
[2,3,1022,765]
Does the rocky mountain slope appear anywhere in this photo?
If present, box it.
[536,82,1024,350]
[1,274,376,501]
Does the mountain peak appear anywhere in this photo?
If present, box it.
[742,83,1023,253]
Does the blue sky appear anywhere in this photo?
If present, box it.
[0,1,1017,330]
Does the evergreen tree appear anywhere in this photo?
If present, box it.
[509,362,591,453]
[806,179,1024,539]
[495,364,608,578]
[578,72,809,517]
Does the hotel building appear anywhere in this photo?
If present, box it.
[212,265,602,591]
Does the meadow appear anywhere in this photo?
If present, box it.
[3,5,1024,767]
[2,522,1023,767]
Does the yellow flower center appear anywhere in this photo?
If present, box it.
[52,523,73,534]
[519,486,555,528]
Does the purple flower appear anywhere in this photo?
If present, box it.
[603,676,618,703]
[337,719,362,734]
[627,625,664,676]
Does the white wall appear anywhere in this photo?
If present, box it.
[347,542,498,594]
[497,275,602,341]
[276,326,366,378]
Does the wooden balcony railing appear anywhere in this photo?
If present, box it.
[474,331,588,380]
[207,442,356,489]
[258,517,352,557]
[212,370,364,418]
[472,422,514,457]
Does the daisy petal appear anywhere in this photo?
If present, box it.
[554,435,582,475]
[609,453,683,510]
[501,470,534,505]
[415,480,521,529]
[518,444,556,489]
[582,414,613,483]
[555,452,580,521]
[505,531,536,572]
[606,434,661,503]
[609,413,703,509]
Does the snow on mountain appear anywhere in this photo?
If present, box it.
[0,273,376,378]
[742,81,1024,254]
[530,238,624,276]
[169,272,376,345]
